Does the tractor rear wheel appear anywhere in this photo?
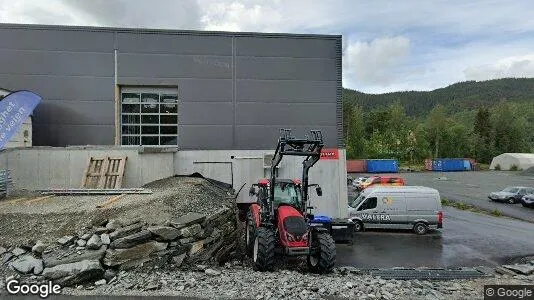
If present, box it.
[245,209,256,258]
[307,232,336,274]
[253,227,276,271]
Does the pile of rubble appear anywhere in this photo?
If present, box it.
[0,176,239,287]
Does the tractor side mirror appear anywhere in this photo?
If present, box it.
[249,186,256,196]
[316,186,323,196]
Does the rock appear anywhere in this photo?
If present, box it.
[94,227,108,234]
[180,224,202,238]
[11,247,27,256]
[76,247,85,251]
[179,237,196,244]
[109,222,144,241]
[203,207,232,226]
[169,212,206,229]
[103,269,117,281]
[81,233,92,240]
[189,240,204,256]
[57,236,76,246]
[110,230,152,249]
[0,246,6,255]
[205,268,221,276]
[101,234,110,245]
[94,279,106,286]
[2,252,14,264]
[32,241,46,254]
[144,283,160,291]
[87,235,102,250]
[77,240,87,247]
[503,264,534,275]
[43,260,104,287]
[148,226,181,241]
[346,282,354,289]
[103,241,167,267]
[106,219,123,230]
[173,253,187,267]
[10,254,43,274]
[44,246,107,267]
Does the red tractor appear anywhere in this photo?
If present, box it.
[239,129,336,273]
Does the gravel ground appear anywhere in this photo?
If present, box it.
[31,261,531,300]
[0,176,233,247]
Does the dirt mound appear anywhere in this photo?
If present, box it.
[0,176,234,247]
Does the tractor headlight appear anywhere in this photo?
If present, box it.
[285,232,296,242]
[301,232,309,241]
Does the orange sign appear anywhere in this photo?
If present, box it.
[320,148,339,160]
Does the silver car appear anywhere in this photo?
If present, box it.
[489,187,534,204]
[521,193,534,208]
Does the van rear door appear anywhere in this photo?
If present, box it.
[406,193,440,226]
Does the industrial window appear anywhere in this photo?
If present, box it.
[120,87,178,146]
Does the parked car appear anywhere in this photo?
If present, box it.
[348,186,442,235]
[488,187,534,204]
[353,177,369,188]
[358,175,405,191]
[521,192,534,208]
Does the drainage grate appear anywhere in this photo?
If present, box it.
[360,268,489,280]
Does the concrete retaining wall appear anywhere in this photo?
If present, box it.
[0,147,174,189]
[0,147,347,218]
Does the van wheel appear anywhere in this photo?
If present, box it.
[507,198,516,204]
[354,221,364,232]
[413,222,428,235]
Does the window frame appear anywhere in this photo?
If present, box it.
[120,87,179,147]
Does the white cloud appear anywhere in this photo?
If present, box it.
[464,54,534,81]
[343,36,411,86]
[200,1,282,32]
[2,0,534,93]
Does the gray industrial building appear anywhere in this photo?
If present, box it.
[0,23,348,218]
[0,23,342,150]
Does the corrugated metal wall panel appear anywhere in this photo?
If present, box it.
[0,24,341,149]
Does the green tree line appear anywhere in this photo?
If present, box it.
[343,78,534,164]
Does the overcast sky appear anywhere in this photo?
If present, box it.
[1,0,534,93]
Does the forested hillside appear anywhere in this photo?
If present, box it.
[343,78,534,164]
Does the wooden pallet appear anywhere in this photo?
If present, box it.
[81,156,127,189]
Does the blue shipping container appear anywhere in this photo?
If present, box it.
[366,159,399,173]
[432,160,443,171]
[433,158,465,172]
[463,159,471,171]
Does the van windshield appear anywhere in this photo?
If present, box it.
[349,193,365,208]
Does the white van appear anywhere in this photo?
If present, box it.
[348,186,443,235]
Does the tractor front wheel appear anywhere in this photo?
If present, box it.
[253,227,276,271]
[307,232,336,274]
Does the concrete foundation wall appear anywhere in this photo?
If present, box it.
[0,147,174,189]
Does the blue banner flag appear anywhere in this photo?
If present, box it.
[0,90,41,149]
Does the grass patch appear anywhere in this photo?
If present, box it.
[441,198,504,218]
[491,209,503,217]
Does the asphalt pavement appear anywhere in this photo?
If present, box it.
[349,171,534,222]
[337,206,534,268]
